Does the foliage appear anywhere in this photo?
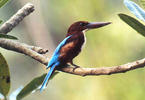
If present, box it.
[16,72,58,100]
[0,20,2,24]
[0,0,9,8]
[119,13,145,37]
[16,74,46,100]
[0,53,10,97]
[0,34,18,40]
[118,0,145,37]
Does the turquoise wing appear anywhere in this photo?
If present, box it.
[47,35,72,68]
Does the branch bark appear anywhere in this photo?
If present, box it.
[0,39,48,54]
[0,39,48,65]
[61,59,145,76]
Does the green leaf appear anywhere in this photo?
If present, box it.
[0,34,18,40]
[0,0,9,8]
[16,72,59,100]
[0,53,10,96]
[0,20,2,24]
[16,74,46,100]
[118,13,145,37]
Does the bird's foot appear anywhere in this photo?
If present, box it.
[70,63,81,72]
[69,61,81,72]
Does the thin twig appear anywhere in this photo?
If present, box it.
[0,38,145,76]
[22,44,48,54]
[0,3,34,34]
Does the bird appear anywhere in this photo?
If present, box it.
[40,21,111,91]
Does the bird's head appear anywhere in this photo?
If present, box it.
[67,21,111,36]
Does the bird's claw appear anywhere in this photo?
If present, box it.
[72,65,80,72]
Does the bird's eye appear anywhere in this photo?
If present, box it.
[80,23,86,26]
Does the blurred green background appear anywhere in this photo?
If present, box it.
[1,0,145,100]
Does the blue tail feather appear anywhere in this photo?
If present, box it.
[40,62,59,92]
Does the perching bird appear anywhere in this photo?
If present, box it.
[40,21,111,91]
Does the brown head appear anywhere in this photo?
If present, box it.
[66,21,111,37]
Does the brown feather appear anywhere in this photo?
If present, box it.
[59,32,85,64]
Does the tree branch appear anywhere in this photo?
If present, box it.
[0,3,34,34]
[0,39,48,54]
[0,39,48,65]
[0,38,145,76]
[24,45,48,54]
[61,58,145,76]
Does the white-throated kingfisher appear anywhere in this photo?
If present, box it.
[40,21,111,91]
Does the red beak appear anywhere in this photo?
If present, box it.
[86,22,111,29]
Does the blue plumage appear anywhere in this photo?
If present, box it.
[40,62,59,92]
[40,35,72,91]
[47,35,72,69]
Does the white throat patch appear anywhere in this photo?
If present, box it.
[81,30,87,49]
[82,29,89,33]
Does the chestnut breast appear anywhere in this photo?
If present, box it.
[59,33,85,64]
